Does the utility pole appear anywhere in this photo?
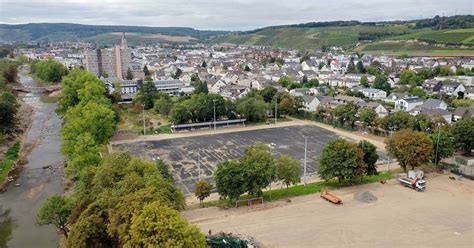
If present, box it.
[198,151,201,181]
[304,136,307,185]
[274,95,278,124]
[387,127,393,172]
[213,99,217,130]
[142,104,146,136]
[434,124,441,168]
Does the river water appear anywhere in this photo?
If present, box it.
[0,74,64,247]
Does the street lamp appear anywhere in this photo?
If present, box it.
[213,99,217,130]
[434,123,442,168]
[142,103,146,136]
[304,136,308,185]
[267,143,276,202]
[274,95,278,124]
[197,150,201,181]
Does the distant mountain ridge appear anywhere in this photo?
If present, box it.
[0,23,229,44]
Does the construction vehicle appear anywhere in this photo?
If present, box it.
[397,170,426,191]
[320,190,342,204]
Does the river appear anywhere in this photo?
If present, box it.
[0,74,64,247]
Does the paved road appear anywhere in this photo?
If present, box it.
[0,74,64,248]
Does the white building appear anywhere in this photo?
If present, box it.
[395,97,424,111]
[358,88,387,100]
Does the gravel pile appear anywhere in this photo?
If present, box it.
[355,191,378,203]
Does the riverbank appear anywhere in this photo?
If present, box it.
[0,73,65,247]
[0,95,34,191]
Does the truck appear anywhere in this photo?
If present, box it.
[397,170,426,191]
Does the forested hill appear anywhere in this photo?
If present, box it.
[0,23,229,44]
[211,15,474,55]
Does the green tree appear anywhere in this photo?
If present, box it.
[373,74,391,93]
[61,101,116,156]
[64,133,101,180]
[275,155,301,194]
[143,65,150,76]
[236,96,268,122]
[67,153,186,247]
[126,68,134,80]
[334,102,359,128]
[385,129,433,172]
[154,93,173,116]
[32,58,66,82]
[240,143,275,196]
[347,58,356,73]
[278,76,293,88]
[194,181,212,205]
[318,139,366,183]
[260,87,278,103]
[356,61,366,73]
[173,68,183,79]
[138,81,157,109]
[156,160,174,181]
[128,202,206,247]
[0,95,18,133]
[360,75,369,87]
[378,111,414,131]
[193,79,208,94]
[0,59,18,84]
[451,116,474,154]
[407,86,426,98]
[277,92,303,116]
[214,160,246,203]
[358,140,379,175]
[37,195,71,238]
[244,65,251,71]
[170,102,192,124]
[430,130,454,165]
[57,69,103,115]
[358,107,377,128]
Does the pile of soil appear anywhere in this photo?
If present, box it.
[355,191,378,203]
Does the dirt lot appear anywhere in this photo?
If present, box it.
[183,174,473,248]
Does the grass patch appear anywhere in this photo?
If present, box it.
[39,95,59,103]
[0,142,20,182]
[202,172,392,208]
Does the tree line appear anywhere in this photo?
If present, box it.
[0,59,20,139]
[38,69,207,246]
[136,79,303,125]
[208,139,379,204]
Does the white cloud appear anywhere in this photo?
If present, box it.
[0,0,472,30]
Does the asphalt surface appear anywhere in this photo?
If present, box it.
[114,125,348,195]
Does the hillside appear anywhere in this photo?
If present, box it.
[0,23,228,45]
[211,15,474,55]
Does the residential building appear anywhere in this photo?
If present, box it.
[395,96,424,111]
[358,88,387,100]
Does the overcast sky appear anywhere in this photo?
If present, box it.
[0,0,472,31]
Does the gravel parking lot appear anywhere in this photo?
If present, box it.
[113,125,387,195]
[184,174,474,247]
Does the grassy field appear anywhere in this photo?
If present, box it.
[201,172,392,208]
[117,107,171,135]
[354,40,474,56]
